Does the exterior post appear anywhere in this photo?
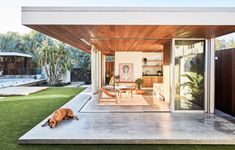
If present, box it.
[98,50,102,89]
[101,53,106,85]
[170,39,175,112]
[207,38,215,113]
[91,45,97,94]
[91,46,103,94]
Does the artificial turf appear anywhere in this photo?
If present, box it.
[0,87,234,150]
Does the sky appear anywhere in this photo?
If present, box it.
[0,0,235,39]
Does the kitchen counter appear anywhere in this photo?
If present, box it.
[142,76,163,87]
[142,74,163,76]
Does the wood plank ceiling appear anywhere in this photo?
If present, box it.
[27,25,235,55]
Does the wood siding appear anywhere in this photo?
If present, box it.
[215,49,235,116]
[105,62,114,76]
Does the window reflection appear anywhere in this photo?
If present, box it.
[174,40,205,110]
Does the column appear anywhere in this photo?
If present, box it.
[207,38,215,113]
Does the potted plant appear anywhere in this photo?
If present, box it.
[180,72,204,106]
[135,78,144,90]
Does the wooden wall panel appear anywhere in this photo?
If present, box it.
[215,49,235,116]
[143,76,163,87]
[163,42,171,65]
[163,41,171,103]
[105,62,114,75]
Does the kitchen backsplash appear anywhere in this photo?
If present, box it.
[143,67,162,75]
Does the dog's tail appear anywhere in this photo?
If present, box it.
[41,119,50,127]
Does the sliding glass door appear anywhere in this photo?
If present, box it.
[173,39,206,111]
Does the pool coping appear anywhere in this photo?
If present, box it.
[0,78,46,89]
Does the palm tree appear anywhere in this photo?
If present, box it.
[0,32,21,52]
[17,31,49,60]
[38,41,73,85]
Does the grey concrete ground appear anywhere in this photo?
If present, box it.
[216,110,235,124]
[65,82,85,87]
[0,86,48,96]
[18,86,235,144]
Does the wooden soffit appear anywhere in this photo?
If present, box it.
[27,25,235,55]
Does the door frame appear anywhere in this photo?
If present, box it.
[170,38,209,113]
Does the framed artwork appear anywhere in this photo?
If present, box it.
[119,63,134,82]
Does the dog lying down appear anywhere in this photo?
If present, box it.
[41,108,79,128]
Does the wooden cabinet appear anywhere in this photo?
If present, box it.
[142,76,163,87]
[152,76,163,83]
[143,76,152,87]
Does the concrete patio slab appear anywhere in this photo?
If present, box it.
[18,86,235,145]
[60,86,92,112]
[0,86,48,96]
[19,112,235,144]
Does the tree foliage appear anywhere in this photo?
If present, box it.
[0,31,91,75]
[216,38,235,50]
[0,32,21,52]
[0,31,91,84]
[38,41,73,85]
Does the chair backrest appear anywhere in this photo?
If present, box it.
[108,76,115,86]
[100,88,116,98]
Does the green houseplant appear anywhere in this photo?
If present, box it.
[180,72,204,106]
[135,78,144,90]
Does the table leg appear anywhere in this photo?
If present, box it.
[131,90,133,99]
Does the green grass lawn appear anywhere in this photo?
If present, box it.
[0,87,234,150]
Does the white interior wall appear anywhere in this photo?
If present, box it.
[115,52,142,80]
[142,52,163,59]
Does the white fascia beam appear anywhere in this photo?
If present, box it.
[22,7,235,25]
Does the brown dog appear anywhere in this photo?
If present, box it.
[41,108,79,128]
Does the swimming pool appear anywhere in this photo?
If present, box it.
[0,76,46,88]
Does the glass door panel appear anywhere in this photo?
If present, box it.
[174,40,205,110]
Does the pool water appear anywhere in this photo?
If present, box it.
[0,77,38,88]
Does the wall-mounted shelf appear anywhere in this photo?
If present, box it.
[143,60,162,62]
[142,65,162,68]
